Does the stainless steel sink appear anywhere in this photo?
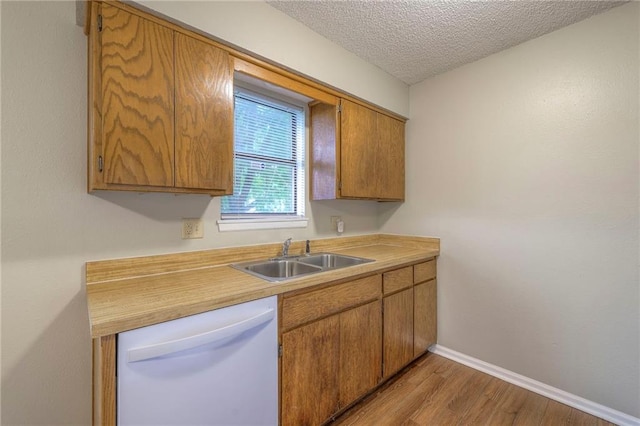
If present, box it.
[232,252,374,282]
[245,259,322,279]
[297,253,372,269]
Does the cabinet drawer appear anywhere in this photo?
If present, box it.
[414,259,436,283]
[383,266,413,295]
[282,275,381,330]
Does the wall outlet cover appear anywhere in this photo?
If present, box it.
[182,218,204,239]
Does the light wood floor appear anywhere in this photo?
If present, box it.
[332,353,615,426]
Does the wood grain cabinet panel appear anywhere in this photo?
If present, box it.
[339,300,382,406]
[310,99,405,201]
[281,277,383,425]
[101,3,174,187]
[414,259,437,283]
[340,99,378,199]
[91,1,408,198]
[414,279,437,357]
[175,33,233,192]
[383,265,413,295]
[309,103,339,200]
[281,315,340,426]
[383,287,414,378]
[281,275,381,330]
[92,335,116,426]
[376,112,405,200]
[89,2,234,195]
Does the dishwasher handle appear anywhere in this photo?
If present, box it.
[127,308,275,363]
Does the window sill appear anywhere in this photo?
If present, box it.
[217,217,309,232]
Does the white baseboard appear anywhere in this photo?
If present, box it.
[429,344,640,426]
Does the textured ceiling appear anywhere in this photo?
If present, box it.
[267,1,626,85]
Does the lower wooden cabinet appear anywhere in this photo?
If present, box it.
[414,279,437,357]
[381,258,437,377]
[339,300,382,406]
[280,277,382,426]
[413,259,437,357]
[281,315,340,426]
[280,258,436,426]
[383,287,414,378]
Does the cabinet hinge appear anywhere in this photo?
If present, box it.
[278,344,282,358]
[338,181,342,191]
[97,14,102,32]
[98,155,103,173]
[337,104,342,113]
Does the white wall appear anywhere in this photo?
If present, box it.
[381,3,640,417]
[0,1,407,423]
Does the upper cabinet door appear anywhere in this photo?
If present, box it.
[311,98,405,201]
[376,113,405,201]
[340,99,378,199]
[175,34,233,192]
[101,4,174,187]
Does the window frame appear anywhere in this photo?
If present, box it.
[217,82,308,232]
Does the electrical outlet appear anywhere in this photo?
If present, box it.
[182,218,204,239]
[330,216,342,231]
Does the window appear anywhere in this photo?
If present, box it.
[219,86,307,231]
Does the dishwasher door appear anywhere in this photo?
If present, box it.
[117,296,278,425]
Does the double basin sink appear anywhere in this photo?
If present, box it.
[232,253,374,282]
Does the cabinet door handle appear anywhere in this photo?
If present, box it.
[127,308,275,362]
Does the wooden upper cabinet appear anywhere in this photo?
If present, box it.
[175,33,233,192]
[101,3,174,187]
[90,2,404,198]
[375,112,405,200]
[310,99,406,201]
[340,99,378,199]
[309,103,339,200]
[89,2,233,195]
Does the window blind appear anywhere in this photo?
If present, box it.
[221,88,305,218]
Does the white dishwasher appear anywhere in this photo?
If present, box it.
[117,295,278,425]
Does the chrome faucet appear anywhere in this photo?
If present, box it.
[282,238,293,257]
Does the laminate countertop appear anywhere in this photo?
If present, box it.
[86,234,439,338]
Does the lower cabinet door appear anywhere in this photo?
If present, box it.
[414,279,437,357]
[383,288,414,378]
[281,315,340,426]
[339,300,382,407]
